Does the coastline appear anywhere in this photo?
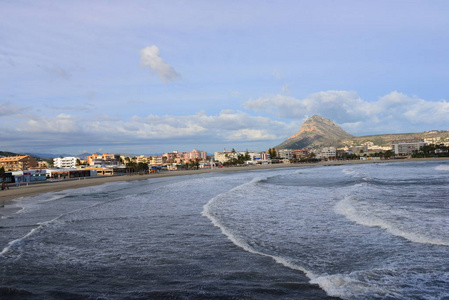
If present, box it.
[1,157,447,210]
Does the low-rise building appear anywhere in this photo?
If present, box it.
[12,169,47,183]
[46,168,96,179]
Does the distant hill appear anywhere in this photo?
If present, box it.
[349,131,449,147]
[276,115,355,150]
[0,151,51,161]
[275,115,449,150]
[0,151,22,157]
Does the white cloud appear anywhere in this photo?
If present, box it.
[2,90,448,153]
[226,129,277,141]
[244,90,449,135]
[140,45,180,83]
[0,109,294,152]
[22,114,80,133]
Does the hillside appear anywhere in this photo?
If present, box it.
[275,115,449,150]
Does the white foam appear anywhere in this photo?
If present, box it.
[2,225,54,258]
[311,270,402,299]
[436,165,449,171]
[342,168,357,176]
[335,196,449,247]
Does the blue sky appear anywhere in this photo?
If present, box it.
[1,0,449,155]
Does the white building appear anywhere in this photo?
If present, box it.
[391,139,426,156]
[214,151,239,163]
[214,151,267,164]
[320,147,337,159]
[278,149,293,159]
[53,157,78,168]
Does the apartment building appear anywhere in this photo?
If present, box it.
[149,156,165,165]
[0,155,38,171]
[53,157,78,168]
[184,149,207,162]
[278,149,293,159]
[391,139,426,156]
[87,153,121,167]
[292,150,310,159]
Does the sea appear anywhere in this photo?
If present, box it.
[0,160,448,300]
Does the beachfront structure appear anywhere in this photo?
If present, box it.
[38,161,50,168]
[46,168,96,179]
[162,150,208,165]
[0,155,38,171]
[53,157,78,168]
[87,153,121,167]
[184,149,207,162]
[162,152,178,163]
[149,156,165,166]
[313,147,337,159]
[321,147,337,158]
[214,151,240,163]
[11,170,47,183]
[391,139,426,156]
[278,149,293,159]
[292,150,310,159]
[135,155,150,164]
[214,150,269,164]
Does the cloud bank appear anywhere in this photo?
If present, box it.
[244,91,449,134]
[0,107,295,153]
[1,91,448,153]
[140,45,180,83]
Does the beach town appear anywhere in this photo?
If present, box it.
[1,137,448,205]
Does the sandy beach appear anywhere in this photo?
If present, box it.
[1,157,447,209]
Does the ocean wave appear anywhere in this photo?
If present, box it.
[312,267,449,300]
[334,197,449,247]
[202,175,318,281]
[311,269,404,300]
[436,164,449,171]
[0,192,129,258]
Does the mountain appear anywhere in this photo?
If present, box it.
[275,115,355,150]
[275,115,449,150]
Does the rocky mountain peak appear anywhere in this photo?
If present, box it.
[276,115,355,150]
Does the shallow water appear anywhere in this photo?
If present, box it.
[1,161,448,299]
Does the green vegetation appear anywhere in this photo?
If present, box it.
[222,152,251,167]
[412,144,449,158]
[267,148,277,159]
[184,159,200,170]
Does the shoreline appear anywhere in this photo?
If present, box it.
[1,157,447,211]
